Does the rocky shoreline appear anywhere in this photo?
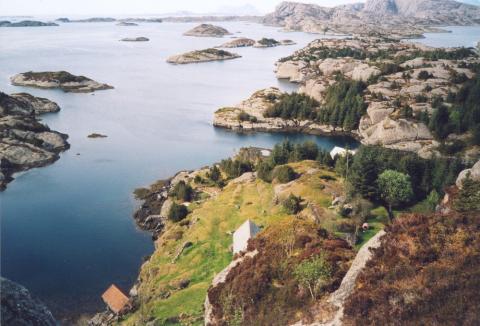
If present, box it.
[213,87,359,138]
[11,71,113,93]
[0,91,69,190]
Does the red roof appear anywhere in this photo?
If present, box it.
[101,284,130,314]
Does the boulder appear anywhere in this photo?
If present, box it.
[456,160,480,188]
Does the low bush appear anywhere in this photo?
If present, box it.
[170,180,193,201]
[168,202,188,222]
[283,194,303,214]
[272,165,297,183]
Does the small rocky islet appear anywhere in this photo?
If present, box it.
[10,71,114,93]
[183,23,231,37]
[0,91,69,190]
[120,37,149,42]
[116,22,138,26]
[217,37,296,48]
[166,48,241,64]
[0,20,58,27]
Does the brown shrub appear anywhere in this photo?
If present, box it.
[343,211,480,326]
[207,219,354,325]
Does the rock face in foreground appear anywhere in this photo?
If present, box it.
[11,71,113,93]
[120,37,149,42]
[183,23,231,37]
[167,48,241,64]
[0,91,69,190]
[1,277,56,326]
[0,20,58,27]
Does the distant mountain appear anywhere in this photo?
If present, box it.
[264,0,480,36]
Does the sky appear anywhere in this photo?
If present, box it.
[0,0,361,17]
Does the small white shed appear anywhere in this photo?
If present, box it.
[330,146,356,159]
[233,219,260,254]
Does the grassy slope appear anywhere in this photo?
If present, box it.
[121,161,385,325]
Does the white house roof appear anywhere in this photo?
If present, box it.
[330,146,356,159]
[233,219,260,254]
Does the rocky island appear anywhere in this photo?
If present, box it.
[120,37,149,42]
[10,71,113,93]
[217,37,296,48]
[116,22,138,26]
[0,20,58,27]
[183,23,231,37]
[217,38,256,48]
[215,37,480,159]
[0,91,69,190]
[167,48,241,64]
[253,37,295,48]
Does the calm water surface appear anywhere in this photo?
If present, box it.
[0,22,351,319]
[413,26,480,47]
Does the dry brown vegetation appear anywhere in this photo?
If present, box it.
[207,218,354,326]
[343,210,480,326]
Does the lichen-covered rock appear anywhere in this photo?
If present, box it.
[1,277,56,326]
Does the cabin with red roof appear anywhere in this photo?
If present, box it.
[101,284,130,314]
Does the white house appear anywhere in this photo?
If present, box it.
[233,219,260,254]
[330,146,356,159]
